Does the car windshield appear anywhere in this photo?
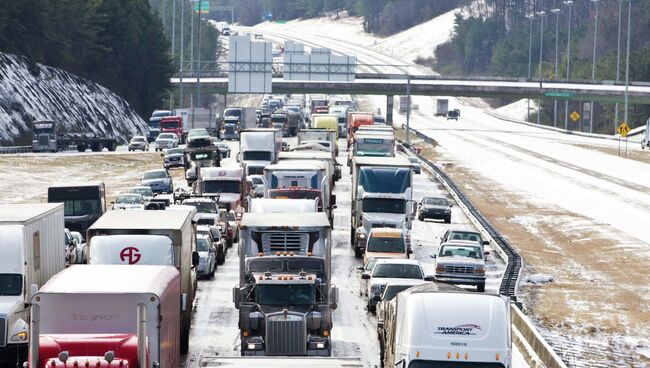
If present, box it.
[188,129,209,138]
[62,199,101,216]
[367,236,405,253]
[165,148,184,155]
[243,151,272,161]
[372,264,422,279]
[448,231,482,243]
[131,137,145,142]
[152,111,170,117]
[143,171,167,180]
[382,285,415,301]
[160,122,179,129]
[185,201,216,213]
[0,274,22,296]
[158,133,175,139]
[365,258,378,272]
[196,217,216,226]
[255,284,315,306]
[362,198,405,214]
[440,245,482,258]
[116,194,143,204]
[196,237,210,252]
[251,177,264,185]
[128,187,153,197]
[423,197,448,206]
[202,180,240,194]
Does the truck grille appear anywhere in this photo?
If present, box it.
[262,233,309,253]
[0,315,6,347]
[444,265,475,274]
[38,134,49,145]
[266,314,306,355]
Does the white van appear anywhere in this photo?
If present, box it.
[381,283,511,368]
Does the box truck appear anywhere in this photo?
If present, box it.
[0,204,65,355]
[86,210,197,353]
[27,265,182,368]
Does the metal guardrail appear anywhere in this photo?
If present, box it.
[0,146,32,154]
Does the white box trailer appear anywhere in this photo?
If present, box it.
[239,128,283,176]
[86,210,197,354]
[0,203,65,353]
[28,265,181,368]
[382,283,511,368]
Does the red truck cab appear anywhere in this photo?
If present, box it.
[160,116,184,142]
[347,112,374,146]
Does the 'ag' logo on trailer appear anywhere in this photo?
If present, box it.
[120,247,141,264]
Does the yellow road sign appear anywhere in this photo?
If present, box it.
[617,122,630,137]
[570,111,580,122]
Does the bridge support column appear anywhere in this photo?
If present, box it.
[386,95,394,125]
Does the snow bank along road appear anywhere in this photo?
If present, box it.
[253,25,650,366]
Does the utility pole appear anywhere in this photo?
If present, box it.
[623,0,632,131]
[527,15,534,122]
[179,0,184,108]
[614,0,623,133]
[589,0,600,133]
[196,2,202,112]
[552,8,561,128]
[406,74,411,144]
[170,0,177,109]
[537,11,546,126]
[563,1,573,130]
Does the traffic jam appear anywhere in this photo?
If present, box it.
[2,94,513,368]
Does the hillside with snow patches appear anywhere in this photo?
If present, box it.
[0,53,147,145]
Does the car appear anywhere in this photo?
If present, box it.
[447,109,460,120]
[440,228,490,247]
[182,197,218,215]
[195,233,217,278]
[195,212,232,248]
[212,140,231,158]
[68,230,86,264]
[247,174,265,197]
[155,133,179,151]
[141,169,173,194]
[254,33,263,39]
[163,147,189,169]
[225,210,240,242]
[364,228,411,265]
[64,228,79,265]
[217,209,235,247]
[128,136,149,151]
[111,193,145,210]
[433,242,486,292]
[127,186,154,201]
[418,196,452,223]
[375,279,427,338]
[361,259,433,312]
[222,27,231,36]
[187,128,212,148]
[408,157,421,174]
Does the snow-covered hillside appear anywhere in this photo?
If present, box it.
[0,53,147,145]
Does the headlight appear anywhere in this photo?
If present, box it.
[357,233,366,239]
[11,331,27,342]
[436,265,445,273]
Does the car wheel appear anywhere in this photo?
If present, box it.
[477,283,485,292]
[418,215,424,221]
[445,216,451,224]
[354,247,362,258]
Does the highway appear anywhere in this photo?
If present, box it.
[251,25,650,366]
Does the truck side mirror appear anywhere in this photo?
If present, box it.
[330,285,339,309]
[181,293,188,312]
[192,251,200,266]
[232,286,241,308]
[331,194,336,205]
[236,152,241,162]
[361,273,371,280]
[424,275,435,282]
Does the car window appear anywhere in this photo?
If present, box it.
[158,134,175,139]
[423,197,448,206]
[448,231,482,243]
[196,237,210,252]
[372,264,422,279]
[143,171,167,180]
[367,236,405,253]
[439,245,481,258]
[116,194,143,204]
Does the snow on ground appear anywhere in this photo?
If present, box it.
[0,53,146,145]
[495,99,536,121]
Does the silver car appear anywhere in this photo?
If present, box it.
[155,133,179,151]
[128,136,149,151]
[433,242,486,292]
[195,234,217,278]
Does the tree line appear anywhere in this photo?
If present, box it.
[434,0,650,132]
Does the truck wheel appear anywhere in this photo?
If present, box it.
[76,144,87,152]
[108,142,117,151]
[477,283,485,292]
[445,216,451,224]
[91,142,103,152]
[181,325,190,354]
[354,247,362,258]
[227,238,233,248]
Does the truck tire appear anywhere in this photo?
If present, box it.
[181,324,190,354]
[354,246,362,258]
[108,142,118,151]
[477,283,485,292]
[91,142,103,152]
[76,144,87,152]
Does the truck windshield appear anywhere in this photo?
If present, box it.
[439,245,482,259]
[269,190,320,200]
[367,236,405,253]
[203,180,240,194]
[0,274,22,296]
[49,189,102,216]
[255,284,315,306]
[243,151,272,161]
[359,168,411,193]
[382,285,415,301]
[224,109,242,118]
[148,121,160,129]
[362,198,405,214]
[161,122,180,129]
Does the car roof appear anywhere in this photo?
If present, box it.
[383,279,428,288]
[183,197,214,203]
[374,259,421,266]
[369,228,403,238]
[448,228,480,234]
[441,241,482,247]
[144,168,167,173]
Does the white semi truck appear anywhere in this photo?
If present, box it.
[198,167,246,214]
[239,128,283,176]
[86,209,197,354]
[28,265,182,368]
[0,203,65,355]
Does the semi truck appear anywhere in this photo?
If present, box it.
[351,157,415,257]
[278,151,337,195]
[380,283,512,368]
[198,167,245,214]
[86,209,197,353]
[47,182,107,234]
[233,212,337,356]
[347,112,374,146]
[27,265,182,368]
[221,107,257,140]
[311,114,338,139]
[0,203,65,356]
[31,120,118,152]
[158,108,216,143]
[270,110,300,137]
[435,98,449,117]
[239,128,283,176]
[147,110,172,142]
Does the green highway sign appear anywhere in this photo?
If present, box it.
[544,91,575,98]
[193,1,209,14]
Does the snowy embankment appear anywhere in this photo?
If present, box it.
[0,53,147,145]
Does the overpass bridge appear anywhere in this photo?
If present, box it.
[171,74,650,104]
